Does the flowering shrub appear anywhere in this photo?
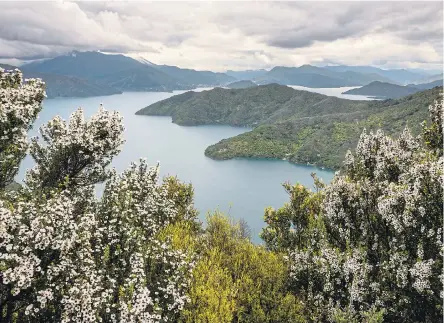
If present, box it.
[2,67,442,323]
[0,68,45,189]
[0,68,196,322]
[262,96,443,322]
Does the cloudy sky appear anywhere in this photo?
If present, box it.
[0,1,442,72]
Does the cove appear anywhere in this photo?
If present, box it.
[17,90,334,242]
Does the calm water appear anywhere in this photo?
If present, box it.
[18,89,334,242]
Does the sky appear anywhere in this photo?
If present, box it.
[0,1,443,72]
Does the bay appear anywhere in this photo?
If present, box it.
[17,89,335,242]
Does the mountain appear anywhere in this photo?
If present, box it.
[29,72,122,98]
[226,80,257,89]
[342,81,419,99]
[21,51,191,92]
[21,51,236,93]
[1,63,121,99]
[154,65,235,87]
[411,73,444,85]
[0,63,17,70]
[343,80,443,99]
[136,84,442,169]
[323,65,427,84]
[135,83,371,127]
[407,79,443,90]
[256,65,393,88]
[226,69,268,80]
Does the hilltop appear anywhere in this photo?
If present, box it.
[343,80,443,99]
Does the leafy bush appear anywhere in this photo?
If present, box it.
[0,68,197,322]
[261,96,443,322]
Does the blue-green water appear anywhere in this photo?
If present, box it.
[18,90,334,242]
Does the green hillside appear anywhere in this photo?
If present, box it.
[343,81,419,99]
[136,84,442,169]
[206,87,441,168]
[136,84,371,126]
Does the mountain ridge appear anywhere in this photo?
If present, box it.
[343,80,443,98]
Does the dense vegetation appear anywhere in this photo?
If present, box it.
[343,80,443,99]
[136,84,369,126]
[261,94,443,321]
[1,69,442,322]
[137,84,442,169]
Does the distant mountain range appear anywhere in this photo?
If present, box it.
[322,65,429,85]
[20,51,237,94]
[155,65,235,87]
[343,79,443,99]
[226,69,268,80]
[136,84,442,169]
[1,51,237,98]
[1,51,441,98]
[226,64,442,88]
[253,65,395,88]
[226,80,257,89]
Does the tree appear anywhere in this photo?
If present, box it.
[0,68,197,322]
[262,95,443,322]
[181,213,305,323]
[0,69,45,189]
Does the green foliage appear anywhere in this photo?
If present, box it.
[180,213,305,323]
[206,87,442,169]
[160,176,200,227]
[261,175,325,253]
[136,83,442,169]
[261,96,443,322]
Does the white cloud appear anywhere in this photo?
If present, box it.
[0,1,442,71]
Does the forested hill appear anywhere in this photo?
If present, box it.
[136,84,443,169]
[343,80,444,99]
[342,81,419,99]
[135,83,372,126]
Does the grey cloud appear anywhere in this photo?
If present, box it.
[0,1,441,70]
